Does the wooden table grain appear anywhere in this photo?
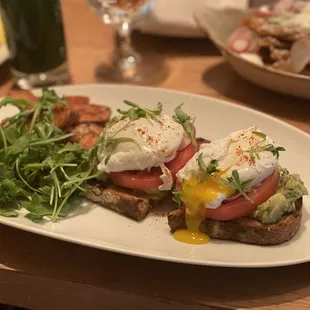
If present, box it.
[0,0,310,309]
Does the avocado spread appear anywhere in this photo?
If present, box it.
[251,166,308,224]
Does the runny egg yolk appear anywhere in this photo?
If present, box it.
[173,177,233,245]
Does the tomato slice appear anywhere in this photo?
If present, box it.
[166,143,196,178]
[109,143,196,190]
[109,168,163,190]
[200,171,279,221]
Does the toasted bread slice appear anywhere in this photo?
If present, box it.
[85,182,156,221]
[168,198,303,245]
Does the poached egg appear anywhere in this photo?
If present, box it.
[97,113,190,191]
[174,127,279,244]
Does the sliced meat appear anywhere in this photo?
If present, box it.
[71,123,105,149]
[65,96,111,124]
[53,106,80,130]
[8,89,39,103]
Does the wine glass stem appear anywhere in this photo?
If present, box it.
[112,21,140,71]
[116,21,133,55]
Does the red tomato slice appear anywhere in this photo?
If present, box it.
[109,143,196,190]
[166,143,196,178]
[200,171,279,221]
[109,168,163,190]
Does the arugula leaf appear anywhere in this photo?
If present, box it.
[0,179,23,202]
[173,104,196,147]
[0,97,33,110]
[0,126,7,155]
[23,193,53,221]
[0,208,19,217]
[57,143,82,154]
[7,133,31,156]
[4,125,20,144]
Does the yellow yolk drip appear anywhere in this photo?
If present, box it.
[173,177,233,245]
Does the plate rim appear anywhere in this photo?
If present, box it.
[1,83,309,268]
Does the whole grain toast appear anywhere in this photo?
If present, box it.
[85,182,155,221]
[85,137,210,221]
[167,197,303,245]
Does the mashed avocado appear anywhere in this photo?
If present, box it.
[251,166,308,224]
[143,188,167,200]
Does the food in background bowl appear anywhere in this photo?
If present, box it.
[227,0,310,76]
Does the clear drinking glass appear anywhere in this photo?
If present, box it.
[88,0,167,83]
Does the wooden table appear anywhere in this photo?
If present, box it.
[0,1,310,309]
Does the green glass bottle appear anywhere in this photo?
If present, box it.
[0,0,70,89]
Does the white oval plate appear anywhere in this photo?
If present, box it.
[194,7,310,100]
[0,84,309,268]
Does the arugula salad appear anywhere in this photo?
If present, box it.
[0,89,100,222]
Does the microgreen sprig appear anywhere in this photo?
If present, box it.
[245,131,285,162]
[197,154,219,176]
[225,170,253,201]
[117,100,163,122]
[197,155,253,201]
[173,104,196,147]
